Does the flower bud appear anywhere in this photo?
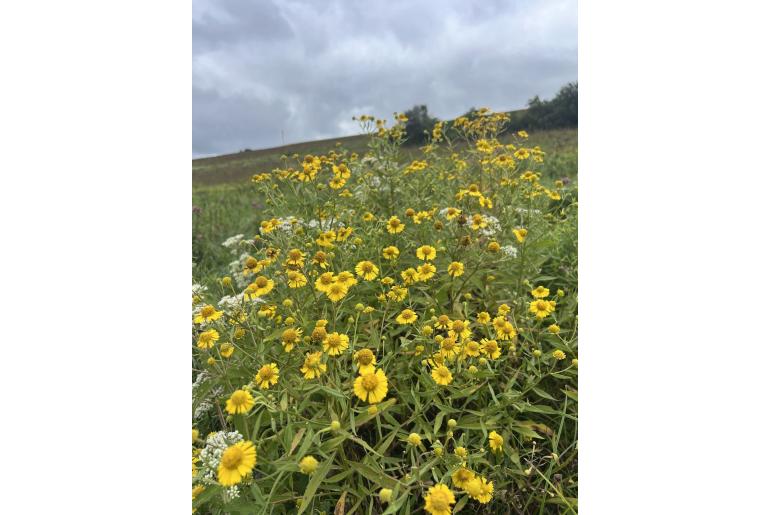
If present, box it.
[379,488,393,503]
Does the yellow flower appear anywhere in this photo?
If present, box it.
[531,285,550,298]
[387,286,408,302]
[336,270,358,287]
[396,308,417,324]
[548,324,560,334]
[416,245,437,260]
[312,251,329,269]
[496,321,517,340]
[225,389,254,415]
[417,263,436,281]
[407,433,422,446]
[219,342,234,358]
[363,212,375,222]
[353,369,388,403]
[281,327,302,352]
[355,260,379,280]
[217,441,257,486]
[488,431,504,453]
[451,466,476,489]
[255,363,279,389]
[477,312,491,325]
[464,476,493,504]
[439,336,461,359]
[529,299,554,319]
[192,484,205,500]
[299,455,319,475]
[323,332,350,356]
[434,314,451,330]
[462,340,481,358]
[287,270,308,288]
[448,319,471,340]
[401,267,419,284]
[431,365,453,385]
[444,207,461,220]
[382,246,400,260]
[480,339,501,359]
[192,428,200,443]
[386,216,405,234]
[194,304,223,324]
[315,272,335,292]
[251,276,275,296]
[353,348,377,375]
[197,329,220,349]
[513,228,528,243]
[285,248,306,267]
[423,484,455,515]
[447,261,464,277]
[553,349,566,360]
[325,281,349,302]
[300,351,327,379]
[454,447,467,459]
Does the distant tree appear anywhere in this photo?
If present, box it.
[403,105,439,144]
[519,82,578,130]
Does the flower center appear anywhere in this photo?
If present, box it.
[362,373,379,391]
[220,447,243,469]
[256,277,268,287]
[259,367,274,380]
[201,306,214,317]
[431,491,450,510]
[357,350,373,364]
[231,391,248,406]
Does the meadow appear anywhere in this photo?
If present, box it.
[192,111,578,514]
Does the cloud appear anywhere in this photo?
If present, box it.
[193,0,577,157]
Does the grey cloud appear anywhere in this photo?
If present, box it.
[193,0,577,157]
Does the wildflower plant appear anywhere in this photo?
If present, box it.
[192,110,578,513]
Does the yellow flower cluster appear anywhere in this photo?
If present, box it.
[191,109,577,512]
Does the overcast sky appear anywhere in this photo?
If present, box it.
[192,0,577,158]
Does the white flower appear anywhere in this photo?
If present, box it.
[218,294,243,310]
[501,245,518,258]
[222,234,245,254]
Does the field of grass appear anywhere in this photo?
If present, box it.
[192,114,577,514]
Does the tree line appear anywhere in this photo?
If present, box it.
[402,82,578,144]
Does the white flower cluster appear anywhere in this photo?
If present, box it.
[192,372,223,420]
[306,218,340,231]
[479,215,501,237]
[274,216,301,232]
[515,207,542,215]
[192,283,208,296]
[222,234,245,255]
[224,486,240,502]
[228,253,252,289]
[501,245,518,258]
[199,430,244,480]
[218,294,244,310]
